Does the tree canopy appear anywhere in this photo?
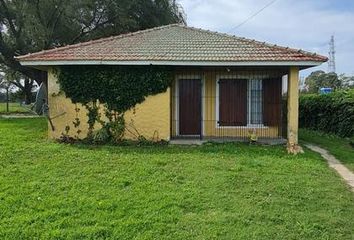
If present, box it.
[304,70,342,93]
[339,74,354,89]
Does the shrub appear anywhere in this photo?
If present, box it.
[92,127,111,144]
[299,89,354,137]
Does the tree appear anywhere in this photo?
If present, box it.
[5,68,36,104]
[0,72,13,112]
[0,71,4,90]
[0,64,37,104]
[304,70,342,93]
[0,0,185,85]
[339,74,354,89]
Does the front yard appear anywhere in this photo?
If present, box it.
[0,118,354,239]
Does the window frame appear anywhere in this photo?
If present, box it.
[247,79,263,126]
[216,75,268,129]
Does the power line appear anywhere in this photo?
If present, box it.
[227,0,279,33]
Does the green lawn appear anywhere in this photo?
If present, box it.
[300,129,354,172]
[1,118,354,239]
[0,102,32,114]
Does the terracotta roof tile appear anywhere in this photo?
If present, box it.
[16,24,328,63]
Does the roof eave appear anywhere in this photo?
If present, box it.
[19,60,326,67]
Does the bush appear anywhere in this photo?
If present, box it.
[299,89,354,137]
[92,127,111,144]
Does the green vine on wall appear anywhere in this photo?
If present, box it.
[73,104,82,138]
[57,65,172,143]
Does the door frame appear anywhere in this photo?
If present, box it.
[175,74,205,137]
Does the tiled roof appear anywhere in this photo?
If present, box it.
[16,24,328,64]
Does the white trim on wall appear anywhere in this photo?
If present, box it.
[19,60,324,67]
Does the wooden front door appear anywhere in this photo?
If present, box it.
[178,79,201,135]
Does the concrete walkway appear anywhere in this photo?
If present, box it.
[0,114,40,119]
[306,144,354,192]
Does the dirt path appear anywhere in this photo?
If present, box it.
[306,144,354,192]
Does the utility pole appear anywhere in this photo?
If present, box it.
[328,35,336,73]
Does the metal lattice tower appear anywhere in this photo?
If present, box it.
[328,35,336,73]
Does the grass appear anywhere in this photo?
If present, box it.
[0,118,354,239]
[0,102,32,114]
[299,129,354,172]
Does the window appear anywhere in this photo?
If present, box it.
[218,78,264,127]
[248,79,263,125]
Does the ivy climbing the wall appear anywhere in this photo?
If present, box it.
[57,65,172,143]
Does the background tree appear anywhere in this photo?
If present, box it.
[0,72,14,112]
[0,0,185,102]
[339,74,354,89]
[0,65,36,104]
[304,70,342,93]
[0,72,5,92]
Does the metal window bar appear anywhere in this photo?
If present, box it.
[171,67,288,143]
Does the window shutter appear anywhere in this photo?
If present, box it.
[219,79,247,126]
[263,78,282,126]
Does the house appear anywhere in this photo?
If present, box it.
[16,24,327,150]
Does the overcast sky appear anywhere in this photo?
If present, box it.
[178,0,354,77]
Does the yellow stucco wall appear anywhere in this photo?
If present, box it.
[287,66,300,144]
[171,69,281,138]
[47,67,294,141]
[47,68,171,141]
